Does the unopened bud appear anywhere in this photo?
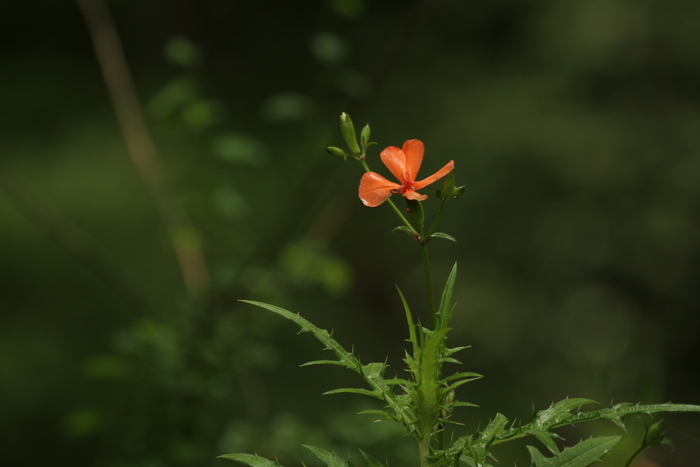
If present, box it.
[360,124,371,148]
[326,146,348,158]
[340,112,361,155]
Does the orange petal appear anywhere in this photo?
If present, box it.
[359,172,400,207]
[403,190,428,201]
[402,139,424,182]
[379,146,407,183]
[413,160,454,190]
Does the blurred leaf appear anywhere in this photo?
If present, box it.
[62,408,102,438]
[358,449,385,467]
[310,32,349,63]
[212,133,269,165]
[328,0,365,19]
[259,92,314,122]
[164,36,203,68]
[81,354,130,380]
[219,453,284,466]
[303,445,354,466]
[527,436,620,467]
[214,187,249,220]
[182,99,226,129]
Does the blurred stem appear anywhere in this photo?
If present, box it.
[0,162,148,311]
[75,0,209,295]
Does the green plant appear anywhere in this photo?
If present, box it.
[220,113,700,467]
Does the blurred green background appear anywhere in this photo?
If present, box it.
[1,0,699,466]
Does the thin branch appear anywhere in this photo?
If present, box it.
[0,162,148,311]
[75,0,209,295]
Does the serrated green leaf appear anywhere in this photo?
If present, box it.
[358,449,386,467]
[415,328,450,437]
[324,387,380,398]
[218,453,284,466]
[443,413,508,467]
[430,232,457,243]
[240,301,360,370]
[303,445,353,467]
[527,436,620,467]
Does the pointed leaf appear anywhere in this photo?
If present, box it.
[527,436,620,467]
[358,449,386,467]
[324,387,380,398]
[218,453,284,466]
[436,263,458,331]
[430,232,457,243]
[241,301,360,370]
[303,445,353,467]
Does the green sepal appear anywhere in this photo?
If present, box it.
[405,199,424,234]
[303,445,354,467]
[218,453,284,466]
[358,449,386,467]
[644,419,672,448]
[326,146,348,158]
[339,112,361,155]
[527,436,620,467]
[439,172,456,200]
[430,232,457,243]
[360,124,371,149]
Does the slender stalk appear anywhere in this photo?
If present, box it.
[426,198,447,238]
[421,243,435,328]
[75,0,209,295]
[624,446,645,467]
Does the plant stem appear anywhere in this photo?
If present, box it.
[422,243,435,328]
[427,199,447,238]
[418,434,432,467]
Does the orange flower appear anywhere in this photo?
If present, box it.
[359,139,454,207]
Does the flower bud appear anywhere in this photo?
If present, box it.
[326,146,348,158]
[340,112,361,155]
[360,124,371,148]
[644,420,668,446]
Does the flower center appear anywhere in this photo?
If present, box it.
[398,172,414,194]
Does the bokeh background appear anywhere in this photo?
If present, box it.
[1,0,699,466]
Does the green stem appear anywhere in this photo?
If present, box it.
[421,243,435,328]
[624,446,645,467]
[418,434,431,467]
[426,199,447,238]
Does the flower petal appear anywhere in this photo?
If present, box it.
[413,160,455,190]
[402,190,428,201]
[402,139,424,182]
[359,172,400,207]
[379,146,407,183]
